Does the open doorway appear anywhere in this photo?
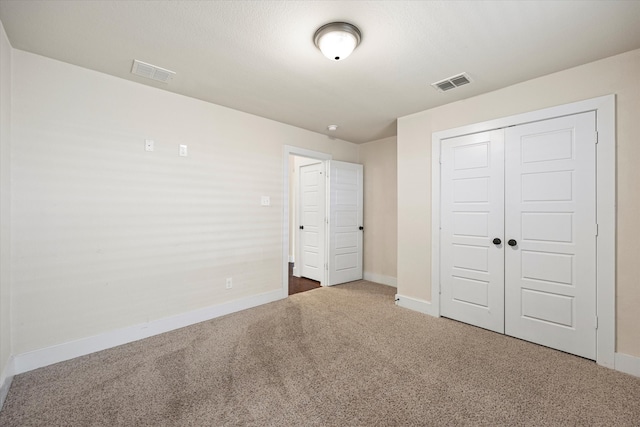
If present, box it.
[288,155,324,295]
[288,263,321,295]
[281,145,364,298]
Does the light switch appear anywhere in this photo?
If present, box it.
[179,144,188,157]
[261,196,271,206]
[145,139,154,152]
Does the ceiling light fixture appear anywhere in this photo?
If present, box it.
[314,22,361,61]
[327,124,338,131]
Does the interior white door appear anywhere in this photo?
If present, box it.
[299,162,325,282]
[504,112,597,360]
[440,130,505,333]
[327,160,363,286]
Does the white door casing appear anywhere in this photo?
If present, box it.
[429,96,614,367]
[299,162,325,282]
[283,146,332,295]
[327,160,363,286]
[440,130,505,333]
[438,112,597,360]
[504,112,597,360]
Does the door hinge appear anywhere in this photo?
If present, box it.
[595,316,599,329]
[595,131,599,144]
[439,155,443,164]
[325,263,328,271]
[595,223,599,236]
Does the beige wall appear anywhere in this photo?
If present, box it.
[11,49,358,355]
[358,136,397,282]
[0,19,12,380]
[397,48,640,357]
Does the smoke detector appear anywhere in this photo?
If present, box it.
[131,60,175,83]
[431,72,472,92]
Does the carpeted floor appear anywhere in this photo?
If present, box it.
[2,281,640,426]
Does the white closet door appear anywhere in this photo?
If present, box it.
[440,130,505,333]
[504,112,597,360]
[299,162,325,282]
[327,160,363,286]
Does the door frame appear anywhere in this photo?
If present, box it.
[282,146,332,297]
[431,95,615,368]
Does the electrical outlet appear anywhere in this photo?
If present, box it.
[145,139,154,152]
[225,277,233,289]
[179,144,188,157]
[261,196,270,206]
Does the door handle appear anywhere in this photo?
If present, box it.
[359,226,364,231]
[492,238,501,245]
[508,239,517,247]
[299,225,304,230]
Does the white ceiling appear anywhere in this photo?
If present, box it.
[1,1,640,144]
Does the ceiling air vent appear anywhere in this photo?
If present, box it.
[431,72,472,92]
[131,60,175,83]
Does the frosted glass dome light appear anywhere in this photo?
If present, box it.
[314,22,362,61]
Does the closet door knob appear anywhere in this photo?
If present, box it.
[299,225,304,230]
[508,239,517,247]
[492,238,501,245]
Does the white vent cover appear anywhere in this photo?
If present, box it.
[131,60,175,83]
[431,72,472,92]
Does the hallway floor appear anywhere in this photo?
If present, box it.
[288,263,321,295]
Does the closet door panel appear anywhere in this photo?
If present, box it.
[504,112,597,360]
[440,130,505,334]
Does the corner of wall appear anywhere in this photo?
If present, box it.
[614,353,640,378]
[394,293,437,317]
[0,16,14,411]
[0,357,14,410]
[363,272,397,287]
[357,136,398,283]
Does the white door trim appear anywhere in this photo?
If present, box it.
[431,95,615,368]
[282,146,332,298]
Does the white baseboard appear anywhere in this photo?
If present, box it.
[615,352,640,378]
[363,272,397,287]
[288,255,294,263]
[395,293,438,317]
[13,289,284,376]
[0,357,14,411]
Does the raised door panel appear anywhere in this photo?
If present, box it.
[299,162,324,282]
[440,130,505,333]
[504,112,596,360]
[328,161,363,286]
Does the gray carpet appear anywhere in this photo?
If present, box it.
[1,281,640,426]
